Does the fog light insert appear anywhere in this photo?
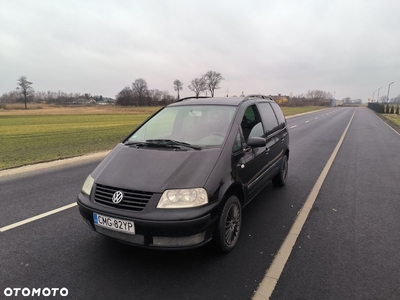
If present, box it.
[153,232,205,247]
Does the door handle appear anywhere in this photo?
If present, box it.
[265,148,270,154]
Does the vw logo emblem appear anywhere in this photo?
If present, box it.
[112,191,124,204]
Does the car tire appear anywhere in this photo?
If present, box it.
[272,154,288,187]
[213,195,242,253]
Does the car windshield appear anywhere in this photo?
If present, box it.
[126,105,236,147]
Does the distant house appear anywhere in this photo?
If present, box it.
[270,94,290,105]
[72,98,91,105]
[95,97,116,105]
[335,100,344,106]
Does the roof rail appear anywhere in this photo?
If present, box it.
[174,96,210,103]
[242,94,271,101]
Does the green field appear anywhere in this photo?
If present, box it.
[0,105,325,170]
[0,113,153,169]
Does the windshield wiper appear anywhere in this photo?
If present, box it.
[145,139,202,150]
[124,141,180,149]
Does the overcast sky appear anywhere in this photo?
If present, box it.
[1,0,399,101]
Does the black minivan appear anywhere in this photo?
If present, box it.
[77,95,289,252]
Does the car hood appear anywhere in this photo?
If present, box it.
[92,143,221,193]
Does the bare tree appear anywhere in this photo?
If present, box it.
[188,77,207,97]
[173,79,183,99]
[379,95,387,103]
[132,78,148,106]
[0,90,20,104]
[393,93,400,103]
[149,89,163,105]
[161,91,175,105]
[116,87,134,106]
[306,90,332,105]
[204,70,224,97]
[16,76,34,109]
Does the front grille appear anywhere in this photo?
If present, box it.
[94,184,152,211]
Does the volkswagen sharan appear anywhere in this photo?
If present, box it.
[77,95,289,252]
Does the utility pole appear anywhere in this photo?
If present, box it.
[387,81,395,103]
[377,87,383,103]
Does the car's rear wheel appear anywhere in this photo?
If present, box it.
[272,154,288,187]
[213,196,242,253]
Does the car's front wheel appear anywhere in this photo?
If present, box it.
[213,195,242,253]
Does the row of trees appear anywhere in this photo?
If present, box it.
[0,87,110,106]
[284,90,333,106]
[9,75,400,109]
[116,82,176,106]
[115,70,224,106]
[1,79,337,109]
[377,95,400,103]
[187,70,224,97]
[376,103,400,114]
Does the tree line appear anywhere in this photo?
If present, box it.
[5,74,396,109]
[115,70,224,106]
[0,71,225,108]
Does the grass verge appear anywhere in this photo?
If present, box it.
[281,106,325,116]
[379,114,400,134]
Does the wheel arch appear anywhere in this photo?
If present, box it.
[223,183,245,207]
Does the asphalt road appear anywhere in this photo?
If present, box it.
[1,107,399,300]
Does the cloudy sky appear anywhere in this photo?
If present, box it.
[1,0,399,101]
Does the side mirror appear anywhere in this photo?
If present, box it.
[247,137,266,148]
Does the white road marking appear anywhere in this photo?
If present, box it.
[0,203,77,232]
[290,125,297,129]
[305,120,310,123]
[253,108,357,300]
[315,117,318,119]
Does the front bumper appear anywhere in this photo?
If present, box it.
[77,193,219,250]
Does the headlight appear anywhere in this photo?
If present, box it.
[81,175,95,196]
[157,188,208,209]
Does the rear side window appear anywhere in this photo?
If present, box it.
[257,102,279,135]
[270,102,286,129]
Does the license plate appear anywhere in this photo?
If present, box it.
[93,213,135,235]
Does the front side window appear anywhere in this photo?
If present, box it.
[241,105,264,142]
[127,105,236,147]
